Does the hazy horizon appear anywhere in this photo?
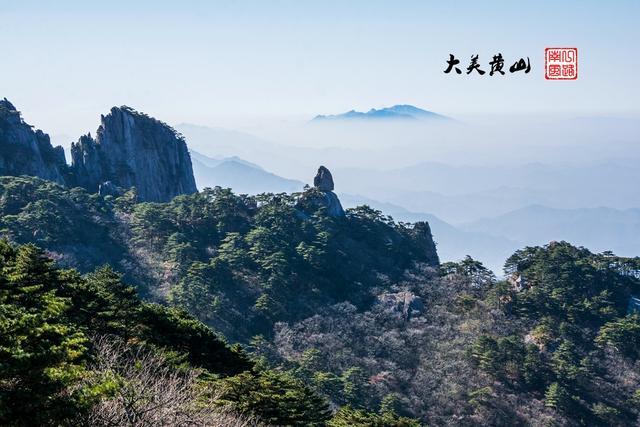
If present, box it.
[2,0,639,137]
[3,0,639,272]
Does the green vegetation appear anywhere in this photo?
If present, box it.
[328,405,421,427]
[470,242,640,425]
[0,177,125,273]
[0,178,437,341]
[0,240,405,425]
[595,314,640,359]
[2,176,640,425]
[0,241,249,424]
[0,177,429,425]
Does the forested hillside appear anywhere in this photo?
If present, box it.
[1,240,427,425]
[1,175,640,425]
[0,176,437,340]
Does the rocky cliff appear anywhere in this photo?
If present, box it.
[411,221,440,266]
[0,99,68,184]
[70,106,197,202]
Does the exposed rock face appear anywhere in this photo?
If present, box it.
[297,166,344,217]
[377,291,424,320]
[411,221,440,266]
[0,98,68,184]
[312,191,344,217]
[71,106,197,202]
[313,165,334,191]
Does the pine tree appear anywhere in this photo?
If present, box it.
[0,244,88,424]
[218,369,332,426]
[545,382,570,411]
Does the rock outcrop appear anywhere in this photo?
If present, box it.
[313,166,334,191]
[0,98,68,184]
[377,291,425,321]
[411,221,440,266]
[70,106,197,202]
[297,166,345,217]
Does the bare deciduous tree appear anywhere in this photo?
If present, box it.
[79,336,261,427]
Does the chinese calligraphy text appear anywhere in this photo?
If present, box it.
[444,53,531,76]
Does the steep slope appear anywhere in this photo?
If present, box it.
[70,106,197,202]
[0,98,68,184]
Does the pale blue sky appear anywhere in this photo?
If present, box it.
[1,0,639,135]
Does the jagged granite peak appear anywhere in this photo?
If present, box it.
[297,166,344,217]
[70,106,197,202]
[0,98,68,184]
[313,165,334,191]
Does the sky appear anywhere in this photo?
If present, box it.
[1,0,639,136]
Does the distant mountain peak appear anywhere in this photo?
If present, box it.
[312,104,449,121]
[190,150,304,195]
[190,150,265,171]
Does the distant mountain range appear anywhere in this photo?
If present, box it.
[335,160,640,223]
[175,123,389,179]
[190,151,264,171]
[191,151,305,195]
[463,205,640,257]
[340,197,640,273]
[312,105,449,121]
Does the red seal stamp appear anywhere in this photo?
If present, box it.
[545,47,578,80]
